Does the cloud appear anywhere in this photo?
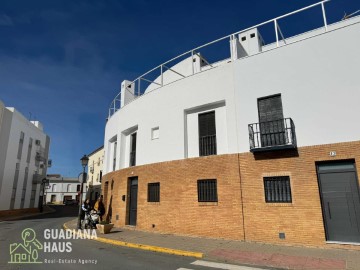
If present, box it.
[0,14,14,26]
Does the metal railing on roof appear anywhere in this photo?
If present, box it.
[108,0,330,118]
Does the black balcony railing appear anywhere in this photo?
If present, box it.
[130,151,136,167]
[248,118,296,152]
[199,135,217,156]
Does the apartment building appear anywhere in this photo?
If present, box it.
[102,1,360,248]
[0,100,50,213]
[86,146,104,202]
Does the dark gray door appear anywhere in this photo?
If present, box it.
[317,162,360,242]
[128,177,138,226]
[257,94,285,147]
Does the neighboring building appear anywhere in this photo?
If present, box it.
[0,100,50,212]
[45,175,80,204]
[86,146,104,203]
[102,2,360,248]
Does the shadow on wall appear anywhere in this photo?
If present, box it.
[253,149,299,160]
[106,195,113,223]
[105,180,114,223]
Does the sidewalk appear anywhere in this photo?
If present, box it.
[0,205,55,221]
[64,219,360,270]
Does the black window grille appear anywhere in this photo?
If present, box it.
[148,182,160,202]
[198,111,217,156]
[263,176,292,203]
[130,133,137,167]
[197,179,218,202]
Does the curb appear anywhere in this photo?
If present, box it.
[62,222,203,259]
[0,206,56,222]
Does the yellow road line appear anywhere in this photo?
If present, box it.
[62,222,203,258]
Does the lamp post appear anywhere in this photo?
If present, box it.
[77,154,89,229]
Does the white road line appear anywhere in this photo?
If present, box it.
[191,260,265,270]
[177,268,194,270]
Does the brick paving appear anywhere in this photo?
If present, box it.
[65,218,360,270]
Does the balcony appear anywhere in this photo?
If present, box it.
[248,118,297,153]
[32,173,43,184]
[199,135,217,156]
[130,151,136,167]
[35,147,46,162]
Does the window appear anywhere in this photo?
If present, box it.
[148,182,160,202]
[198,111,217,156]
[130,132,137,167]
[67,184,71,192]
[26,138,33,163]
[264,176,292,203]
[76,184,80,192]
[197,179,218,202]
[151,127,159,140]
[113,141,117,171]
[52,184,57,192]
[257,94,285,147]
[17,132,25,159]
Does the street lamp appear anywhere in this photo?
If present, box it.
[77,154,89,229]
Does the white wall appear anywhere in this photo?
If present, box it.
[233,19,360,152]
[104,17,360,174]
[45,180,80,203]
[104,62,238,173]
[0,106,50,210]
[186,102,228,158]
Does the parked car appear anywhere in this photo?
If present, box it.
[64,199,78,205]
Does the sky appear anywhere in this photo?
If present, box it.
[0,0,358,176]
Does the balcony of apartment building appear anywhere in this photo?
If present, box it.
[249,118,297,153]
[35,146,46,162]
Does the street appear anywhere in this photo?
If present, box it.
[0,206,264,270]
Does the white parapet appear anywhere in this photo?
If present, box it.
[120,80,135,108]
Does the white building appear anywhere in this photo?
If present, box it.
[86,146,104,203]
[45,175,81,204]
[104,3,360,172]
[102,2,360,247]
[0,100,50,211]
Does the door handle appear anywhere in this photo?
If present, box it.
[327,202,332,219]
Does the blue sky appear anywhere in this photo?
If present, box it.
[0,0,358,176]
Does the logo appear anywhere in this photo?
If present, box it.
[9,228,43,264]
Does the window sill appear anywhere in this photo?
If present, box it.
[265,203,293,207]
[198,202,218,206]
[147,202,160,205]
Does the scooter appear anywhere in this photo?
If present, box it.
[84,210,100,229]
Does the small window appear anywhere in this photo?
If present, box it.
[241,36,246,41]
[264,176,292,203]
[151,127,159,140]
[197,179,218,202]
[250,33,256,38]
[76,184,80,192]
[148,182,160,202]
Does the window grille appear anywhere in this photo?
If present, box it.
[197,179,218,202]
[264,176,292,203]
[148,182,160,202]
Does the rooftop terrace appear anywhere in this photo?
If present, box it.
[108,0,359,118]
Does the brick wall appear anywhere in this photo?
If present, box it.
[240,141,360,247]
[102,154,245,240]
[102,141,360,248]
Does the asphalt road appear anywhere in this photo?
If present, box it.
[0,205,263,270]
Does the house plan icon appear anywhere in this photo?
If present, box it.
[9,228,43,264]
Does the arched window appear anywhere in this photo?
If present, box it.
[67,184,71,192]
[52,184,56,192]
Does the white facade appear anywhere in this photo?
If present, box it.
[86,146,104,202]
[45,175,80,204]
[0,100,50,210]
[104,5,360,174]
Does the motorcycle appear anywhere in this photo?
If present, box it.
[84,210,100,229]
